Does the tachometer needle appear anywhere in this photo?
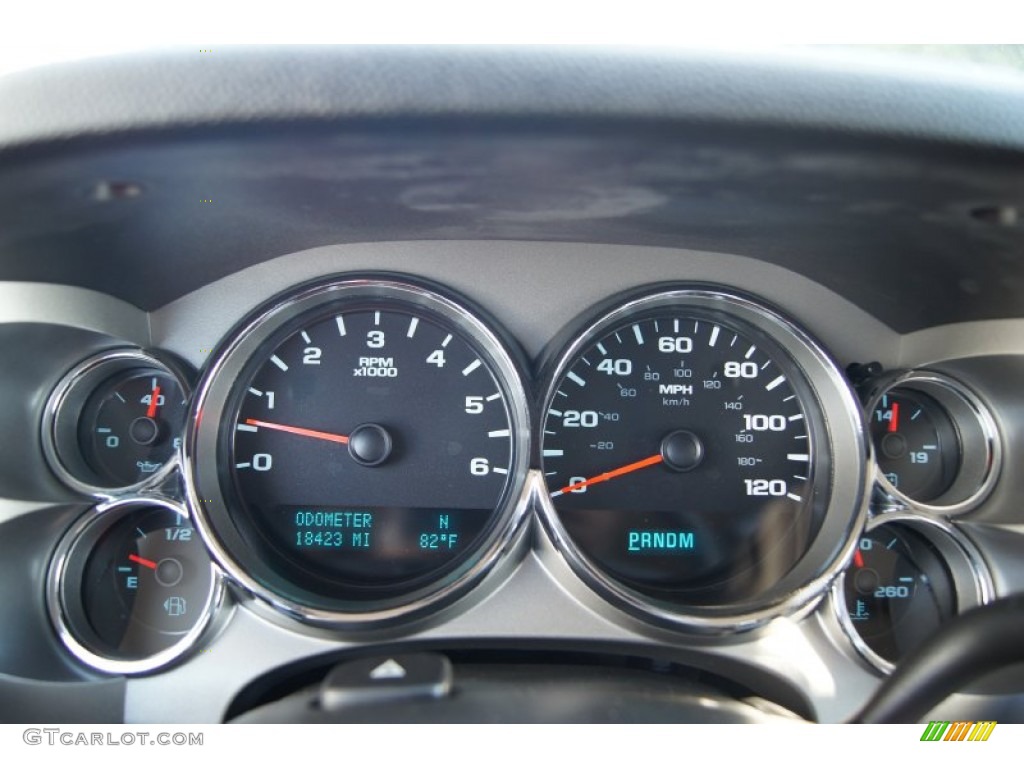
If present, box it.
[146,385,161,418]
[888,401,900,433]
[551,454,664,497]
[129,553,158,570]
[244,418,350,445]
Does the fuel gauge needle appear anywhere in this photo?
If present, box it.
[129,554,158,570]
[551,454,664,497]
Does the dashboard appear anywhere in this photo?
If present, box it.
[2,45,1024,725]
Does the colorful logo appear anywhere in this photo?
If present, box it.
[920,721,997,741]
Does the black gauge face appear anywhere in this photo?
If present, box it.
[221,303,518,602]
[58,506,216,666]
[77,370,187,487]
[842,525,956,664]
[870,389,960,503]
[542,307,830,606]
[44,352,192,495]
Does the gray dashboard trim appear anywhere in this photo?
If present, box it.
[2,46,1024,151]
[0,282,147,343]
[0,673,125,723]
[899,320,1024,366]
[150,240,897,368]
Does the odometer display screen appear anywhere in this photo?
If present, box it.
[262,505,485,583]
[541,297,832,608]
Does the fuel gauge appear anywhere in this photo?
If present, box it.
[48,498,223,674]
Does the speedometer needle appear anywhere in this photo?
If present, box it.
[551,454,664,497]
[244,418,350,445]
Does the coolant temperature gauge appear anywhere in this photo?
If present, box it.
[49,499,222,674]
[835,515,991,673]
[842,524,955,664]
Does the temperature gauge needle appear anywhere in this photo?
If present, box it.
[129,553,158,570]
[551,454,664,497]
[888,401,900,433]
[244,418,350,445]
[146,385,162,418]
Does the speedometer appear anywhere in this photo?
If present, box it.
[185,277,530,627]
[538,287,869,632]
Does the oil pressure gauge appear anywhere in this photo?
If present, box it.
[42,349,191,496]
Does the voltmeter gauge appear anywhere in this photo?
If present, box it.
[42,350,191,496]
[48,498,223,674]
[833,514,992,673]
[863,371,1000,514]
[871,389,959,502]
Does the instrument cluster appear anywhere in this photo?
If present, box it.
[39,273,1003,676]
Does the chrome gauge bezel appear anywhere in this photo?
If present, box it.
[830,512,993,674]
[535,286,871,635]
[862,370,1001,515]
[47,496,225,676]
[183,276,533,630]
[41,348,191,498]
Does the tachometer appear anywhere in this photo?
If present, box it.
[538,287,868,632]
[185,277,530,627]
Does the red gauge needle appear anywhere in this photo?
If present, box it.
[552,454,664,497]
[244,418,350,445]
[853,549,865,568]
[888,400,900,433]
[146,385,162,418]
[129,553,158,570]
